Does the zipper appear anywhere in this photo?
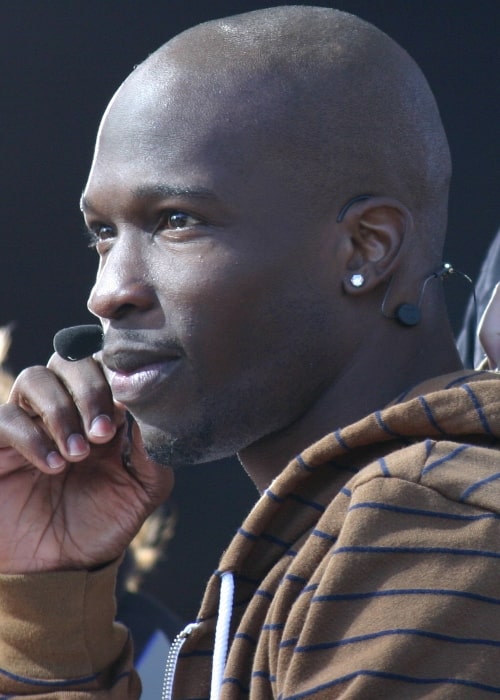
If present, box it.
[161,622,200,700]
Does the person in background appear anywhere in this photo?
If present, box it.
[457,229,500,368]
[478,281,500,370]
[0,325,14,403]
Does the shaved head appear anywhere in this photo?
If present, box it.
[85,6,460,470]
[101,5,451,262]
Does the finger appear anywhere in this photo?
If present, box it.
[9,365,93,463]
[11,358,124,462]
[0,402,68,473]
[478,283,500,370]
[47,353,126,443]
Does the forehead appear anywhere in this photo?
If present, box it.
[93,59,245,167]
[84,60,312,213]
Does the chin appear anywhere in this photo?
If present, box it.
[138,418,217,469]
[138,414,254,469]
[145,440,202,469]
[133,390,275,468]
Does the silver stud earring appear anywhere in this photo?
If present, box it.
[350,273,365,288]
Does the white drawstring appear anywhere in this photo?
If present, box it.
[210,571,235,700]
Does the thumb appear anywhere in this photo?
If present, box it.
[478,283,500,371]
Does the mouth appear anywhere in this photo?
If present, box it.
[102,344,182,404]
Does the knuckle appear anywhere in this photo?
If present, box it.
[11,365,49,393]
[41,398,76,428]
[0,403,48,453]
[0,402,24,431]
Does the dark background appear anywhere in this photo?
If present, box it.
[1,0,498,620]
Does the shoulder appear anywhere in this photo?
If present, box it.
[317,439,500,574]
[342,437,500,517]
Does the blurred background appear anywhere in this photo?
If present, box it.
[1,0,498,620]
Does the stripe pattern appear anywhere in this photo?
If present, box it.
[173,371,500,699]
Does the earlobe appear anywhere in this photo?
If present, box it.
[339,196,412,294]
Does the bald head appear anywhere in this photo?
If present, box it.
[109,6,450,257]
[85,7,459,468]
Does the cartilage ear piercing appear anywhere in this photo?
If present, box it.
[350,273,365,288]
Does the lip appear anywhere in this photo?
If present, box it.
[101,343,182,404]
[106,359,181,404]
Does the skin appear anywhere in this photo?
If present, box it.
[479,283,500,370]
[0,7,465,574]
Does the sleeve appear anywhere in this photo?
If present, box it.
[0,560,141,697]
[276,459,500,698]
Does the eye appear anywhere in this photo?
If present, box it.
[84,223,115,250]
[157,210,201,232]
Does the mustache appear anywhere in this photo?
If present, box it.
[54,325,185,373]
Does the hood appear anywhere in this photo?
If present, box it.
[176,369,500,699]
[213,370,499,579]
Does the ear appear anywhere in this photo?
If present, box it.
[339,197,413,295]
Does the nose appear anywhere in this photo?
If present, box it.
[87,236,156,322]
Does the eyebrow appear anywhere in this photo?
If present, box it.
[80,184,218,212]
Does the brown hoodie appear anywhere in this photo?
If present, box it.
[0,369,499,698]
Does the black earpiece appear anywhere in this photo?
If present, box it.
[382,262,473,328]
[394,303,421,327]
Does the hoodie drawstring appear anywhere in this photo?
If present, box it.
[210,571,235,700]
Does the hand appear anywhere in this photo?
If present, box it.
[478,282,500,370]
[0,353,174,574]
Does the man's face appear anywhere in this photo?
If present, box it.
[83,62,344,467]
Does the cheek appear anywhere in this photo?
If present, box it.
[148,238,337,384]
[152,249,288,363]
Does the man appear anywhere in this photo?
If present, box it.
[0,6,498,699]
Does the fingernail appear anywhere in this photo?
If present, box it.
[47,451,65,470]
[89,414,114,438]
[67,433,88,457]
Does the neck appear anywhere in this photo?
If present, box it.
[238,309,462,492]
